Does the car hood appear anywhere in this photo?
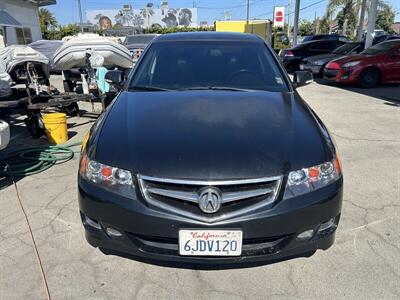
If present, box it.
[303,54,341,65]
[93,91,331,180]
[329,54,372,64]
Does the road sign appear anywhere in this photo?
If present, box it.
[274,7,285,27]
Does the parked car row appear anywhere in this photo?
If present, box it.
[323,40,400,88]
[279,35,400,88]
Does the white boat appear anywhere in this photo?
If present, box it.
[0,119,10,150]
[53,35,133,70]
[0,45,50,95]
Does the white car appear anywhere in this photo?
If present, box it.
[0,119,10,150]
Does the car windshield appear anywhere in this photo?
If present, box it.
[124,35,156,45]
[332,43,359,54]
[361,41,399,55]
[129,41,289,92]
[302,36,314,42]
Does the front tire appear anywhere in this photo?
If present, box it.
[358,68,380,88]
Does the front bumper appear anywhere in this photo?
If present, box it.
[300,64,323,75]
[78,177,343,266]
[323,68,359,83]
[279,57,302,71]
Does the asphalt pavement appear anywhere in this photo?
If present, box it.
[0,80,399,299]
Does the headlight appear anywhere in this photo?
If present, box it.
[342,61,360,68]
[80,155,135,197]
[284,156,342,199]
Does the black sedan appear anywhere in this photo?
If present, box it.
[302,34,349,43]
[279,39,346,72]
[78,32,343,266]
[300,42,364,76]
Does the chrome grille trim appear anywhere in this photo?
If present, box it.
[146,187,199,203]
[137,174,283,223]
[146,186,274,204]
[139,175,282,186]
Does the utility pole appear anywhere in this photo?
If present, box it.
[246,0,250,23]
[77,0,84,33]
[314,11,317,34]
[365,0,378,49]
[356,0,367,41]
[292,0,300,46]
[287,0,292,40]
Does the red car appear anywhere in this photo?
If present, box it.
[323,40,400,88]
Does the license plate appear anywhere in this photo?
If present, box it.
[179,230,242,256]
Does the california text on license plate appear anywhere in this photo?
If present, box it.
[179,230,243,256]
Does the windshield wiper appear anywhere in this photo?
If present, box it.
[178,86,253,92]
[129,85,171,91]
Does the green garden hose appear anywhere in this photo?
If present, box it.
[0,142,82,177]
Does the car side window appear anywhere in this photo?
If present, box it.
[309,42,336,52]
[352,45,363,53]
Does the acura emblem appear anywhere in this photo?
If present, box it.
[198,187,222,214]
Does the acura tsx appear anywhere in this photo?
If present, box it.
[78,32,343,266]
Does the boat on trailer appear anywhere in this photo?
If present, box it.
[0,45,50,95]
[53,34,133,70]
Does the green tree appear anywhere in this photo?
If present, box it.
[325,0,360,35]
[39,8,57,33]
[325,0,394,35]
[298,19,314,36]
[115,8,135,26]
[43,24,79,40]
[336,6,357,36]
[376,2,395,32]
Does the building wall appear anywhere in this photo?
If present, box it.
[86,7,198,29]
[390,23,400,34]
[3,0,42,45]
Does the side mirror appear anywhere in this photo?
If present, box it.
[105,70,123,85]
[293,70,313,88]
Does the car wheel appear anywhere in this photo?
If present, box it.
[359,68,380,88]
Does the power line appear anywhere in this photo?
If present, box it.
[197,1,253,10]
[253,0,328,19]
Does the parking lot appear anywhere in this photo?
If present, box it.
[1,79,399,300]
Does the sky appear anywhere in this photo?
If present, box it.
[48,0,400,26]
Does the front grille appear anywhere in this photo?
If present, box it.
[138,175,282,222]
[323,69,339,78]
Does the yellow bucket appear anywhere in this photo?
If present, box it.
[43,113,68,144]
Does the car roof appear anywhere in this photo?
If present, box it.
[154,32,262,43]
[344,41,364,45]
[297,39,341,47]
[126,34,158,37]
[385,35,400,40]
[379,39,400,46]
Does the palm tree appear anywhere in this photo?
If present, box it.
[132,14,144,27]
[39,8,58,33]
[325,0,390,35]
[325,0,360,35]
[140,7,154,28]
[115,8,135,26]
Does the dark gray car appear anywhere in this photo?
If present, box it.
[300,42,365,76]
